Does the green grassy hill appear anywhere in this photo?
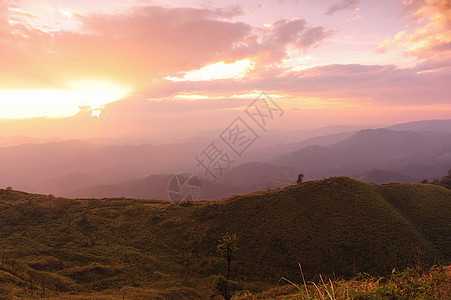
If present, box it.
[0,177,450,298]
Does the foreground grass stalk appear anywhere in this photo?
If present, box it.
[273,265,450,300]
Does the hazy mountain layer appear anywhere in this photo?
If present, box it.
[273,129,451,181]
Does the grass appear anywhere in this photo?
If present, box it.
[234,265,450,299]
[0,176,450,298]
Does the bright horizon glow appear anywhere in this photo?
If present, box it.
[166,59,254,82]
[0,80,132,119]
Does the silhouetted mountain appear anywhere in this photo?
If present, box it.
[274,129,451,181]
[3,120,451,198]
[388,119,451,132]
[249,131,357,161]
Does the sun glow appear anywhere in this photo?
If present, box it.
[0,80,132,119]
[166,59,254,82]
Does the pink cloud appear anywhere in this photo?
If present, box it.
[0,4,336,91]
[1,1,448,130]
[0,5,253,88]
[148,63,451,105]
[0,0,9,37]
[265,18,335,50]
[326,0,359,16]
[249,18,336,66]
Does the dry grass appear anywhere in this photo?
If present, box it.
[253,264,451,300]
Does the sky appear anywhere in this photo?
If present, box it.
[0,0,450,139]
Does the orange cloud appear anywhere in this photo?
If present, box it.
[0,4,336,92]
[1,0,448,134]
[378,0,451,70]
[0,5,253,90]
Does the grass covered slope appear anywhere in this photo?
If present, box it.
[0,177,450,298]
[166,177,449,280]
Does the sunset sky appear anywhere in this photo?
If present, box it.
[0,0,450,139]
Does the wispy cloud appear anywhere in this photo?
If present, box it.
[256,18,336,64]
[326,0,359,16]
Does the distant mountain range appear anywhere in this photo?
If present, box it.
[68,162,295,200]
[1,119,451,199]
[69,127,451,200]
[273,128,451,182]
[0,140,203,194]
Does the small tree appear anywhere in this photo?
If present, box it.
[215,233,238,300]
[296,173,304,185]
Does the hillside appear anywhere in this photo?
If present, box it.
[0,177,450,298]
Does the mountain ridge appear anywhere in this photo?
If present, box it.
[0,177,449,298]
